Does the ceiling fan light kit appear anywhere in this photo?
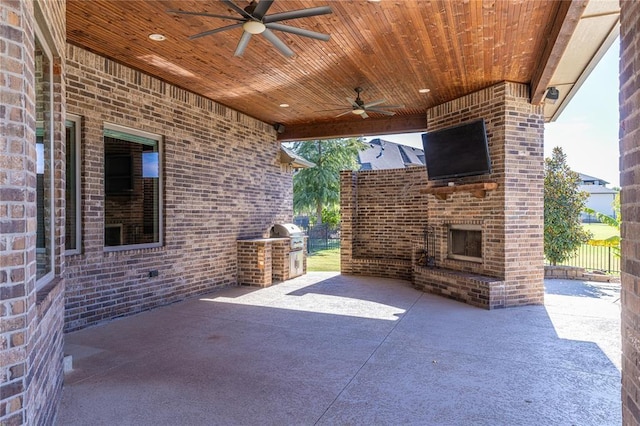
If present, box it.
[243,20,266,34]
[169,0,332,57]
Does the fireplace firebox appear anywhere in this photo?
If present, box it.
[448,225,482,262]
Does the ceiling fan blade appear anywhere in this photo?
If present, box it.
[264,6,332,23]
[346,97,360,108]
[360,111,369,119]
[189,23,244,40]
[234,31,252,57]
[363,99,386,108]
[221,0,254,20]
[166,9,244,21]
[336,111,352,118]
[365,108,396,116]
[262,29,294,57]
[266,23,330,41]
[252,0,274,19]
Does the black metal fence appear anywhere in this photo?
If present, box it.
[546,243,620,274]
[296,223,340,254]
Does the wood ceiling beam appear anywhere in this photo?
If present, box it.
[277,114,427,142]
[530,0,589,105]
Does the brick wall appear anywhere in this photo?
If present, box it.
[620,2,640,424]
[64,45,292,331]
[340,167,429,280]
[1,1,66,425]
[341,82,544,308]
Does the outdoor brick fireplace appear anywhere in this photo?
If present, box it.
[341,82,545,309]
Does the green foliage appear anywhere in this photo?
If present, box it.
[584,193,621,257]
[305,205,341,228]
[320,205,341,228]
[291,138,367,224]
[544,147,592,265]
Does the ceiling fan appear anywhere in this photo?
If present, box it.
[167,0,332,58]
[336,87,404,119]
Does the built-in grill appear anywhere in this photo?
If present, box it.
[270,223,305,278]
[270,223,305,251]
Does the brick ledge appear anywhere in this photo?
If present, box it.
[351,257,412,266]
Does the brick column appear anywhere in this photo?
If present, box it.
[1,1,67,424]
[339,171,357,274]
[620,1,640,423]
[1,2,37,424]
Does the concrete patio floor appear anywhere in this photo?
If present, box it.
[57,272,621,425]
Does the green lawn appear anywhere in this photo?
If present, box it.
[307,248,340,272]
[582,223,619,240]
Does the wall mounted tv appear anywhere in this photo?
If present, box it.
[421,118,491,181]
[105,155,133,195]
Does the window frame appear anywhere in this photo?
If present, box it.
[35,26,55,289]
[65,114,82,255]
[103,123,163,252]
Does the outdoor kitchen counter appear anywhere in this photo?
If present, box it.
[237,238,302,287]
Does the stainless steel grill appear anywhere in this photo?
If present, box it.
[270,223,305,251]
[271,223,305,278]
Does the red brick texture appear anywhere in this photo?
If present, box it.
[620,1,640,424]
[63,45,292,331]
[341,82,544,309]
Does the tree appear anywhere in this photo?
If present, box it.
[544,147,592,264]
[291,138,367,225]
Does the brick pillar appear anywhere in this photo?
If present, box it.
[1,1,67,424]
[339,171,357,274]
[1,2,36,424]
[501,84,545,306]
[620,1,640,423]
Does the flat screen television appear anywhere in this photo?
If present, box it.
[105,155,133,195]
[421,118,491,181]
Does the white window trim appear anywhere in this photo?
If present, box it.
[35,25,55,289]
[103,123,163,252]
[65,114,82,255]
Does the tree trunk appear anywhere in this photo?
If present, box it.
[316,202,323,225]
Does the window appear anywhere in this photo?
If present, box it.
[35,35,55,285]
[103,124,162,250]
[66,115,81,254]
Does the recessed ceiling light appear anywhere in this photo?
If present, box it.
[419,88,431,93]
[149,34,166,41]
[279,103,290,108]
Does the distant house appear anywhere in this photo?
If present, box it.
[579,173,619,220]
[358,138,426,170]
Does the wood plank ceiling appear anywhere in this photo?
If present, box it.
[66,0,586,140]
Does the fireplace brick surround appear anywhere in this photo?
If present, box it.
[341,81,544,309]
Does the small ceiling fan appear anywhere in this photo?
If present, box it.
[167,0,332,58]
[336,87,404,119]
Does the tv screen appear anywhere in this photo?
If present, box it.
[105,155,133,194]
[421,118,491,181]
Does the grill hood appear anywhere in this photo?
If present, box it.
[270,223,304,238]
